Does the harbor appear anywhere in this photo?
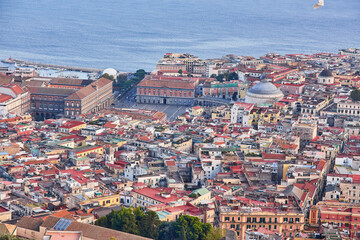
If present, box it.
[1,57,104,73]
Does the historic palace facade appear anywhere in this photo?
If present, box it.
[136,75,196,105]
[64,77,113,117]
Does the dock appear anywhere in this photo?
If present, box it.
[1,58,104,73]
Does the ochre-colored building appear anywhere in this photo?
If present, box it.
[314,201,360,239]
[64,77,113,117]
[136,75,196,105]
[219,203,304,239]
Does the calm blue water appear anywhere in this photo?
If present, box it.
[0,0,359,72]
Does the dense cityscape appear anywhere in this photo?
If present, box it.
[0,48,359,240]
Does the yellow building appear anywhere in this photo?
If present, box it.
[211,106,231,121]
[0,206,11,222]
[248,107,280,126]
[59,121,87,134]
[219,203,304,239]
[68,145,104,158]
[172,137,192,153]
[192,106,204,116]
[79,194,120,209]
[262,109,280,123]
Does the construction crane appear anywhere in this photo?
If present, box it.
[313,0,324,9]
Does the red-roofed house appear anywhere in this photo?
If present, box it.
[0,84,30,114]
[59,121,86,134]
[132,187,182,208]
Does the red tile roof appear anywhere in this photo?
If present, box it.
[137,76,196,90]
[0,94,12,103]
[133,187,181,203]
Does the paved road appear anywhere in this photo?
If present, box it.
[113,88,188,121]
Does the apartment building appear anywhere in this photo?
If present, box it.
[219,201,304,239]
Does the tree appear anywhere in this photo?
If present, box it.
[158,221,177,240]
[178,69,183,75]
[95,216,110,228]
[350,88,360,101]
[98,208,139,235]
[206,228,225,240]
[140,211,162,239]
[95,210,116,228]
[174,215,212,240]
[228,72,239,81]
[95,208,219,240]
[134,69,146,80]
[117,74,128,84]
[102,73,114,81]
[232,92,238,101]
[0,236,30,240]
[216,74,224,82]
[210,74,217,78]
[223,72,229,81]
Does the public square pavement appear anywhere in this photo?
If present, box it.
[113,90,189,121]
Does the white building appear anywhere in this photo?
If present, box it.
[335,156,353,167]
[136,174,166,188]
[124,161,147,181]
[337,100,360,117]
[245,80,283,105]
[327,174,353,186]
[317,69,334,85]
[0,84,30,115]
[201,158,222,180]
[231,102,254,126]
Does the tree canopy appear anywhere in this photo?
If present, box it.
[101,73,115,81]
[95,207,223,240]
[173,215,212,240]
[0,236,30,240]
[211,72,238,82]
[96,207,160,239]
[114,69,147,90]
[350,88,360,101]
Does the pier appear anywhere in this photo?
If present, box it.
[1,58,104,73]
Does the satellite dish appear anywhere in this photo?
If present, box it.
[313,0,324,9]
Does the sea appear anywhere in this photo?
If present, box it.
[0,0,359,73]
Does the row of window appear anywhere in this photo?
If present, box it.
[224,216,300,223]
[138,88,193,97]
[34,103,63,111]
[66,110,79,116]
[102,198,119,205]
[32,96,63,101]
[66,102,80,107]
[230,224,298,237]
[339,104,360,109]
[338,109,360,114]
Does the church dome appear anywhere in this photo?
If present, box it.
[245,79,284,105]
[319,69,333,77]
[247,79,283,96]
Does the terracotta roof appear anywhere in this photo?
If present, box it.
[0,223,16,236]
[133,187,181,203]
[0,84,24,95]
[138,76,195,90]
[28,86,76,96]
[65,77,112,100]
[17,216,43,231]
[0,94,12,103]
[50,78,93,86]
[43,216,150,240]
